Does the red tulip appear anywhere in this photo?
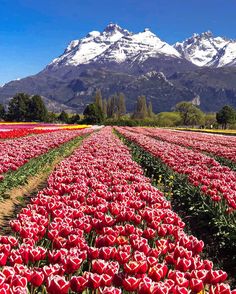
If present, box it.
[31,271,44,287]
[70,276,88,292]
[11,275,27,288]
[0,283,10,294]
[124,261,140,275]
[64,256,83,274]
[189,278,204,293]
[92,259,108,274]
[102,286,122,294]
[123,277,140,291]
[88,273,102,289]
[47,275,70,294]
[115,250,131,264]
[138,277,153,294]
[176,258,192,272]
[172,285,191,294]
[209,283,231,294]
[0,253,7,266]
[101,274,113,287]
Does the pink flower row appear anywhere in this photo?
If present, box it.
[0,129,91,181]
[133,127,236,163]
[0,127,234,293]
[116,127,236,211]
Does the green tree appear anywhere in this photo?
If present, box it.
[147,101,154,117]
[7,93,31,121]
[175,101,204,126]
[58,110,69,123]
[0,104,5,120]
[156,112,182,127]
[47,112,58,123]
[102,99,107,118]
[28,95,48,122]
[133,95,148,119]
[204,113,216,128]
[117,93,126,118]
[94,89,103,110]
[107,96,116,118]
[69,114,81,124]
[216,105,236,129]
[83,103,104,124]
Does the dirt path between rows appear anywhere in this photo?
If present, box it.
[0,173,48,233]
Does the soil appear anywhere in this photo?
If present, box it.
[0,173,48,234]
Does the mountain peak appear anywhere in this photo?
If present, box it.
[142,28,156,36]
[103,23,131,38]
[193,31,213,38]
[201,30,213,37]
[174,31,230,67]
[191,31,213,41]
[104,23,124,33]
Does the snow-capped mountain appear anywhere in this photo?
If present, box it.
[94,28,181,64]
[49,23,131,67]
[49,24,182,69]
[1,23,236,114]
[174,31,230,67]
[50,25,236,70]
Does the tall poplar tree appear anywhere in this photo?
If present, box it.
[117,93,126,118]
[107,95,116,118]
[147,101,154,117]
[133,95,148,119]
[102,99,107,118]
[94,89,103,110]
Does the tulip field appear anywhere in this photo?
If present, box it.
[0,125,235,293]
[0,123,89,140]
[131,127,236,164]
[116,127,236,210]
[0,129,91,181]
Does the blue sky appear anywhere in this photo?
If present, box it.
[0,0,235,85]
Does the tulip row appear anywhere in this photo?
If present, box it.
[116,127,236,212]
[0,129,56,140]
[0,127,234,293]
[131,127,236,164]
[0,128,91,181]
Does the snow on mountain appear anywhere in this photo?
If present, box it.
[49,24,236,70]
[94,28,181,64]
[208,41,236,67]
[49,23,131,67]
[49,24,182,69]
[174,31,229,67]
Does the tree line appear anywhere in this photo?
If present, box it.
[83,89,236,129]
[1,91,236,129]
[83,90,154,124]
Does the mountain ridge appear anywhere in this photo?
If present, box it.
[1,23,236,113]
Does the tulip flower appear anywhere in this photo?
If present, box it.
[47,275,70,294]
[123,276,140,291]
[30,270,44,287]
[70,275,88,292]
